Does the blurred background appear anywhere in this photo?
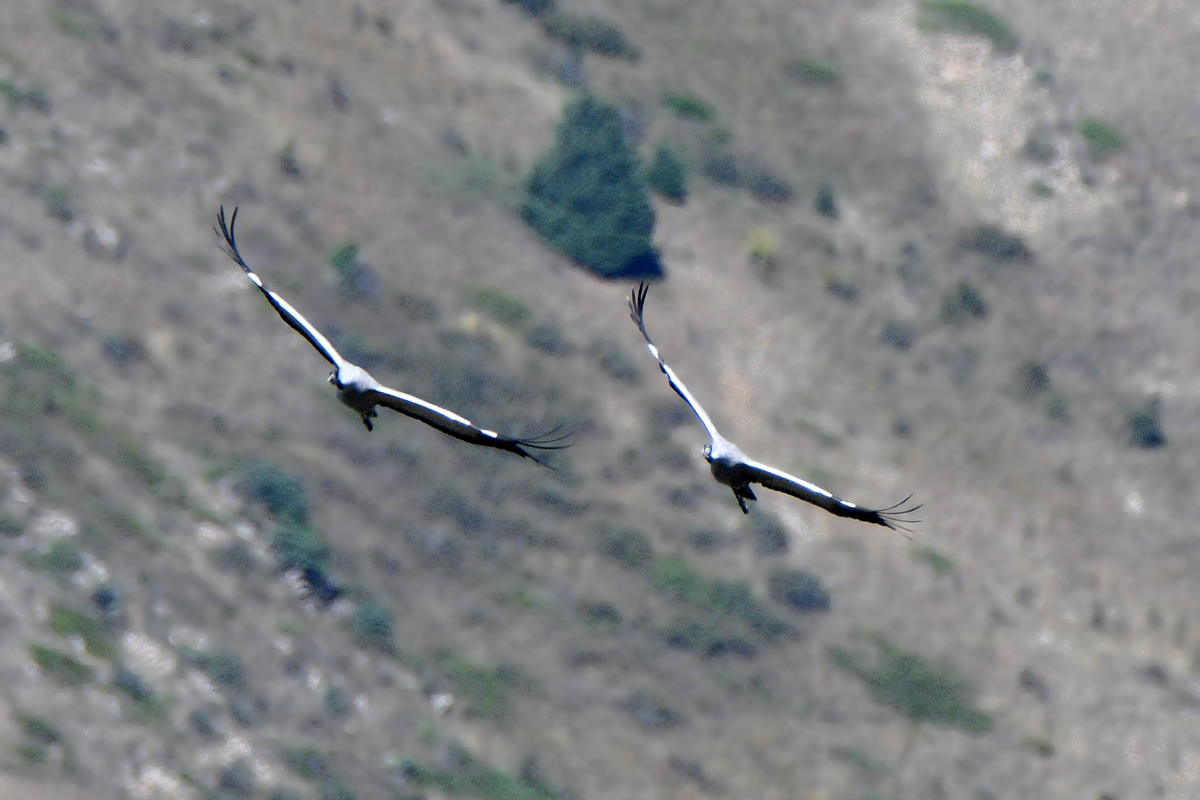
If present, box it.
[0,1,1198,798]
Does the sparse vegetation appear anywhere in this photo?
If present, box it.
[329,242,379,302]
[402,744,562,800]
[815,182,840,218]
[599,526,654,571]
[829,635,993,732]
[465,284,534,329]
[522,93,662,279]
[913,546,955,575]
[435,652,519,721]
[1031,179,1054,198]
[918,1,1018,53]
[881,321,916,350]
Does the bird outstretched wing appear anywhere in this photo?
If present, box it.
[215,206,346,369]
[739,456,922,532]
[367,385,573,462]
[628,283,723,442]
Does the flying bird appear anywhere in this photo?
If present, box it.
[215,206,571,462]
[628,283,919,531]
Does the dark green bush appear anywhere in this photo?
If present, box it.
[663,92,716,122]
[701,153,741,187]
[218,759,256,798]
[1079,117,1122,155]
[193,651,248,691]
[329,242,379,301]
[46,184,76,223]
[746,170,794,204]
[324,686,350,717]
[273,522,331,573]
[1128,398,1166,449]
[1019,360,1051,397]
[815,182,839,218]
[829,635,993,732]
[502,0,556,18]
[16,713,62,746]
[236,460,310,524]
[768,568,830,612]
[941,281,988,323]
[752,515,788,555]
[522,93,662,280]
[402,745,562,800]
[351,602,394,652]
[919,1,1017,53]
[881,321,916,350]
[50,606,117,662]
[787,58,840,84]
[644,144,688,204]
[589,337,642,385]
[964,224,1032,261]
[542,13,639,59]
[30,645,94,686]
[41,538,83,577]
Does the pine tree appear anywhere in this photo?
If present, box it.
[522,93,663,279]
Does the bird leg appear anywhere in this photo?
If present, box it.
[361,408,377,431]
[732,485,756,514]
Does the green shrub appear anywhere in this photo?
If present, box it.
[752,514,789,555]
[941,281,988,323]
[329,242,378,301]
[1079,117,1122,155]
[351,602,394,653]
[236,460,310,524]
[1031,180,1054,198]
[284,748,329,782]
[273,522,331,573]
[50,606,117,662]
[963,224,1032,261]
[787,58,840,85]
[814,182,840,219]
[918,1,1017,53]
[768,568,831,612]
[1019,360,1051,397]
[1128,398,1166,449]
[829,635,992,732]
[41,538,83,577]
[16,713,62,745]
[542,13,639,59]
[662,611,758,658]
[279,139,301,177]
[29,645,94,687]
[522,93,662,280]
[46,184,76,223]
[599,527,654,571]
[644,144,688,204]
[881,321,916,350]
[324,686,350,717]
[502,0,556,18]
[578,600,621,629]
[663,92,716,122]
[193,650,248,691]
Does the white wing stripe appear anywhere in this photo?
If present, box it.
[744,458,836,499]
[374,386,476,428]
[264,289,345,368]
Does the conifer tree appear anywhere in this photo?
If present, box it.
[522,93,663,279]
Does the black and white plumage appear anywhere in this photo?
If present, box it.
[215,207,571,462]
[629,283,920,531]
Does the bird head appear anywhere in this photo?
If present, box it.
[328,369,340,389]
[701,444,713,462]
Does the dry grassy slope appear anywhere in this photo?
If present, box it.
[0,0,1199,799]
